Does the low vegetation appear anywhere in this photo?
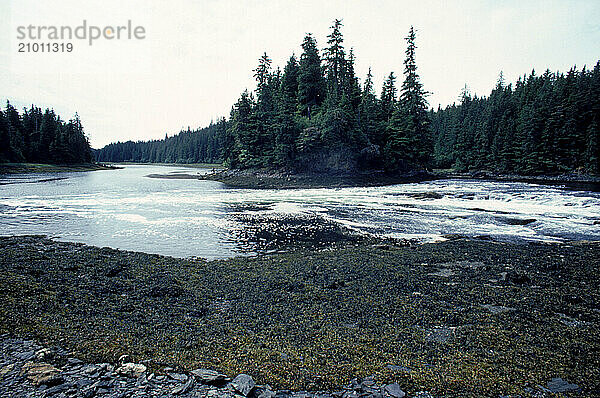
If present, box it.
[1,235,598,396]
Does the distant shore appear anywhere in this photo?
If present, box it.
[114,161,225,169]
[1,234,598,396]
[0,162,120,175]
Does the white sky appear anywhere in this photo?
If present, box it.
[1,0,599,148]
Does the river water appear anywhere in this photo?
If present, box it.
[1,165,599,259]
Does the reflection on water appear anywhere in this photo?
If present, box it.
[1,165,599,259]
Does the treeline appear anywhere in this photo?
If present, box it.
[96,19,599,176]
[95,121,225,163]
[0,101,92,164]
[98,20,432,173]
[431,65,600,174]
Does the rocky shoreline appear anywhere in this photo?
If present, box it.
[1,236,598,396]
[194,168,600,191]
[197,169,434,189]
[1,335,435,398]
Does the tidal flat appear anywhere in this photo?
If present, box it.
[1,235,598,396]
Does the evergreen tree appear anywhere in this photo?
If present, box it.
[0,109,10,162]
[0,101,92,164]
[323,19,346,98]
[385,26,431,171]
[297,34,325,120]
[380,72,397,122]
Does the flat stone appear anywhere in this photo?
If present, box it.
[67,357,84,366]
[44,382,69,395]
[546,377,580,393]
[425,326,456,343]
[413,392,434,398]
[383,383,405,398]
[115,362,147,378]
[20,361,63,386]
[481,304,514,314]
[191,368,230,384]
[232,374,256,396]
[171,377,195,395]
[16,350,35,361]
[386,364,411,372]
[168,372,188,382]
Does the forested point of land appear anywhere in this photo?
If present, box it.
[96,21,599,175]
[13,19,597,176]
[0,102,93,165]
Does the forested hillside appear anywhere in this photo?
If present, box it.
[0,102,93,164]
[96,20,599,176]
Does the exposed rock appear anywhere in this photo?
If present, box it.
[545,377,580,393]
[115,362,146,378]
[191,368,230,384]
[66,357,84,366]
[386,364,411,372]
[481,304,514,314]
[117,354,131,365]
[427,268,455,278]
[172,376,195,394]
[0,363,15,377]
[252,385,277,398]
[44,382,69,395]
[232,373,256,396]
[20,361,63,386]
[425,326,456,343]
[16,350,35,361]
[34,348,52,361]
[383,383,405,398]
[168,372,188,382]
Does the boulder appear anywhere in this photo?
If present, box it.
[383,383,405,398]
[232,373,256,396]
[115,362,147,378]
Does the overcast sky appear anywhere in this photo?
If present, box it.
[1,0,599,148]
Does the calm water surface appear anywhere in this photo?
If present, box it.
[1,165,599,259]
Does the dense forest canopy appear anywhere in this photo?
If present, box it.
[79,20,600,175]
[95,121,225,164]
[431,67,600,174]
[0,101,92,164]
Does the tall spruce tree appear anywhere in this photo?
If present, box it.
[380,72,397,122]
[323,19,346,98]
[385,26,431,171]
[297,34,325,120]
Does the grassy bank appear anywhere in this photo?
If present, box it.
[0,236,598,396]
[0,163,118,174]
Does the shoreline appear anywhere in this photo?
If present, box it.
[197,169,435,189]
[1,235,598,396]
[188,167,598,190]
[0,163,120,175]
